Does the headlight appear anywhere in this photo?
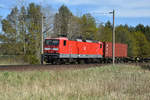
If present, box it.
[52,48,58,50]
[44,48,58,50]
[44,48,50,50]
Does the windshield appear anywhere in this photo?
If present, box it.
[45,39,59,46]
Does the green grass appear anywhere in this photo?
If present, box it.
[0,65,150,100]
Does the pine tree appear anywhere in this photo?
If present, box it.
[132,31,150,57]
[144,25,150,42]
[1,7,19,54]
[25,3,43,63]
[79,13,97,40]
[18,6,27,55]
[97,21,112,42]
[53,5,72,37]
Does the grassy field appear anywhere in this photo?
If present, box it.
[0,56,27,65]
[0,65,150,100]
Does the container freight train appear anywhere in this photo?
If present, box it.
[41,37,130,64]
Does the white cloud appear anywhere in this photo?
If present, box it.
[1,0,150,17]
[52,0,99,5]
[50,0,150,17]
[51,0,149,7]
[118,8,150,17]
[92,7,150,17]
[77,0,150,17]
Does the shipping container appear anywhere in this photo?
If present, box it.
[103,42,127,58]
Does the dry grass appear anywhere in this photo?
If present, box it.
[0,56,27,65]
[0,64,150,100]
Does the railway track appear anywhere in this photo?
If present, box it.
[0,63,149,71]
[0,64,108,71]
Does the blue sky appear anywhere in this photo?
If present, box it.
[0,0,150,27]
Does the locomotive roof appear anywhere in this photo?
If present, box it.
[45,37,103,43]
[45,37,68,40]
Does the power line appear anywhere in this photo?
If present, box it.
[91,12,112,15]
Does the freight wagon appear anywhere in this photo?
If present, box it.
[103,42,128,63]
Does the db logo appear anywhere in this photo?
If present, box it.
[83,47,86,50]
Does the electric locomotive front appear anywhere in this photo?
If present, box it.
[43,37,63,63]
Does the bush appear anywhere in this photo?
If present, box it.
[24,55,40,64]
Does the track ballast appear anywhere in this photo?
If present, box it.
[0,62,149,71]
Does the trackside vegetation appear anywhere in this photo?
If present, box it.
[0,65,150,100]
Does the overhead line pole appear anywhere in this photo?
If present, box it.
[112,10,115,65]
[41,15,44,55]
[109,10,115,65]
[93,10,116,65]
[41,15,46,54]
[41,14,46,64]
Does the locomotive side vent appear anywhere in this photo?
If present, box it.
[76,39,82,42]
[86,40,93,43]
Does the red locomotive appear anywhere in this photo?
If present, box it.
[42,37,127,64]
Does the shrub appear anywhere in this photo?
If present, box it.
[24,55,40,64]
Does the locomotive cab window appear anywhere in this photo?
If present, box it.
[64,40,66,46]
[100,44,102,48]
[45,39,59,46]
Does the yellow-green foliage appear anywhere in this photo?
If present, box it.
[0,65,150,100]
